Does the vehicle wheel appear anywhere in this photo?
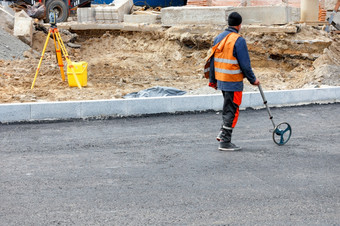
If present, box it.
[45,0,69,23]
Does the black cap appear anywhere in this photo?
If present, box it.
[228,12,242,26]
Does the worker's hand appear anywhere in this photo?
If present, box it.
[253,79,260,86]
[209,82,217,90]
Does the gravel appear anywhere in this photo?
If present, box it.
[0,27,31,60]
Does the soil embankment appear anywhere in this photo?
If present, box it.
[0,24,339,103]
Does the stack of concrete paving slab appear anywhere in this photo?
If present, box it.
[77,7,96,22]
[95,6,118,23]
[77,0,133,23]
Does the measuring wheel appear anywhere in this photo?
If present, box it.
[272,122,292,146]
[258,85,292,146]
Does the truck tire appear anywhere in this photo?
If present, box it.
[45,0,69,23]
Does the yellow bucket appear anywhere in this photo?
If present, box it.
[67,61,88,87]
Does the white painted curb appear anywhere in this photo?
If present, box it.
[0,87,339,123]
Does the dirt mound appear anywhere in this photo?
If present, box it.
[0,24,339,103]
[242,25,339,90]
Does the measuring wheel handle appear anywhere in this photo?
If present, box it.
[272,122,292,146]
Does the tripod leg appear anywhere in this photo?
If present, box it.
[31,29,52,89]
[55,30,82,89]
[55,30,70,59]
[52,32,65,81]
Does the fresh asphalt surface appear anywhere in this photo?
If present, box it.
[0,103,339,225]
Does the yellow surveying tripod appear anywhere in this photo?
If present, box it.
[31,10,82,89]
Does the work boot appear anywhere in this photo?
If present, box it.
[218,142,241,151]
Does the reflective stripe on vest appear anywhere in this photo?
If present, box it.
[214,58,238,64]
[214,32,244,82]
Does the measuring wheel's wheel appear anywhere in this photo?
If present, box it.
[272,122,292,146]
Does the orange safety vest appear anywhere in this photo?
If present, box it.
[204,32,244,82]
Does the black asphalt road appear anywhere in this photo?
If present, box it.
[0,104,339,225]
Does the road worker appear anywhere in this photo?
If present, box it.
[205,12,260,151]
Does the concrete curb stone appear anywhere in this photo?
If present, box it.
[0,87,339,123]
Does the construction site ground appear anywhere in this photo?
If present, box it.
[0,23,340,103]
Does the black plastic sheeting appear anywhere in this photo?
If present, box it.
[123,86,186,99]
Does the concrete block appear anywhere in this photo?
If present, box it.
[162,6,299,26]
[77,7,95,22]
[16,10,30,18]
[30,102,81,121]
[13,10,33,46]
[111,13,119,20]
[161,6,233,26]
[124,14,160,24]
[95,6,109,22]
[228,6,300,25]
[94,6,120,23]
[93,0,132,23]
[287,6,300,22]
[0,103,30,123]
[95,7,105,20]
[104,12,113,20]
[113,0,133,21]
